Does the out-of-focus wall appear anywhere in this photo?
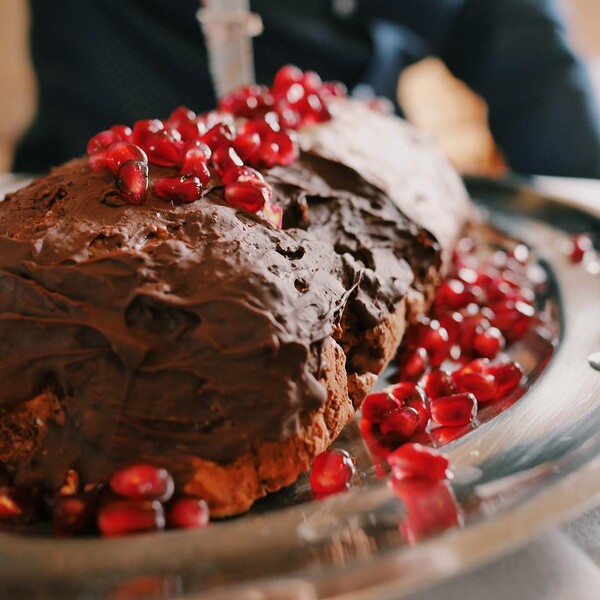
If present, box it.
[0,0,35,173]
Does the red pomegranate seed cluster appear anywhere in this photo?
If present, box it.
[219,65,346,126]
[86,66,345,227]
[405,237,539,371]
[100,463,209,537]
[0,464,209,538]
[360,237,537,460]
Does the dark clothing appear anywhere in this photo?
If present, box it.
[14,0,600,178]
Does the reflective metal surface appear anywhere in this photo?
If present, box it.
[1,178,600,600]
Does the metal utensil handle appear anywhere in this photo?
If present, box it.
[198,0,263,99]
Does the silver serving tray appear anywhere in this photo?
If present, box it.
[1,178,600,600]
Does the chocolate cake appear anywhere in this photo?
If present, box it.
[0,76,470,518]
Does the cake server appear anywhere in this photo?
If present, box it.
[197,0,263,98]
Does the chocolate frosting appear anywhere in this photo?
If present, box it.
[0,152,438,487]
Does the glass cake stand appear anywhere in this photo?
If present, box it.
[0,177,599,600]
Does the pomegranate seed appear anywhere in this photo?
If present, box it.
[233,132,261,162]
[115,160,149,205]
[272,65,304,95]
[295,93,331,123]
[132,119,165,147]
[437,312,463,345]
[275,103,302,129]
[174,119,205,142]
[225,181,271,212]
[387,443,451,481]
[435,279,475,311]
[219,85,273,117]
[153,175,203,204]
[430,393,477,426]
[201,123,235,151]
[300,70,322,92]
[273,131,299,165]
[212,146,243,176]
[282,82,305,105]
[463,301,492,319]
[198,110,233,131]
[392,478,460,543]
[167,497,209,529]
[385,383,429,432]
[309,449,355,495]
[262,200,284,229]
[491,299,534,341]
[180,149,211,186]
[168,107,205,142]
[380,406,420,443]
[361,391,400,423]
[452,358,491,380]
[360,419,391,461]
[472,327,505,359]
[98,499,165,537]
[247,89,275,116]
[405,396,431,432]
[472,268,496,289]
[0,486,38,524]
[454,372,498,403]
[238,116,279,137]
[488,361,524,397]
[168,106,196,123]
[399,347,429,381]
[421,369,457,399]
[570,233,594,263]
[182,140,212,161]
[87,129,117,155]
[223,165,265,185]
[146,132,183,167]
[485,277,520,303]
[110,464,174,501]
[110,125,133,141]
[431,426,465,446]
[52,494,97,537]
[89,150,107,172]
[459,313,491,353]
[420,322,451,368]
[390,382,427,405]
[105,142,147,174]
[256,141,282,167]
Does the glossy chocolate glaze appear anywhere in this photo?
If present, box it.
[0,152,438,488]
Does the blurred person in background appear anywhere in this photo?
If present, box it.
[13,0,600,178]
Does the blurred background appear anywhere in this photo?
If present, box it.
[0,0,599,177]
